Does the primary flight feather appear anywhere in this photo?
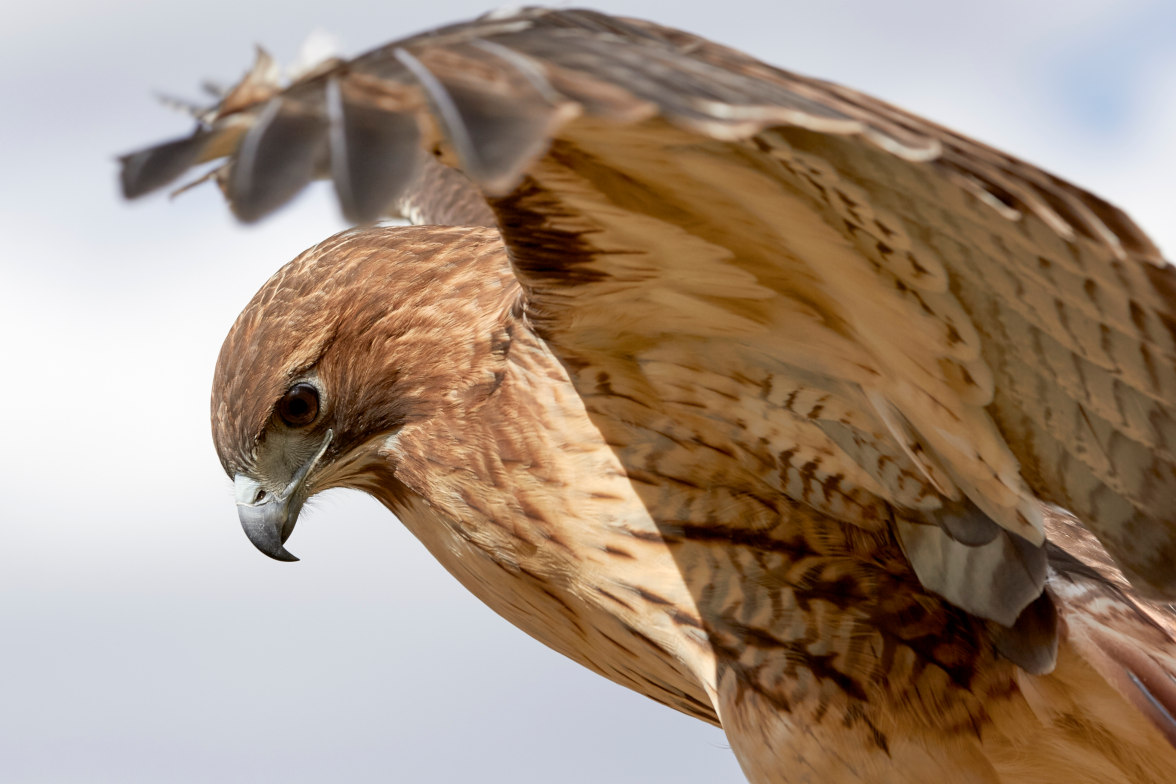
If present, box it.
[122,8,1176,782]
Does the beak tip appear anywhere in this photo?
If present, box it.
[232,431,331,564]
[237,496,303,564]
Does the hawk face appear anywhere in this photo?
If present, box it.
[230,379,336,561]
[210,225,517,560]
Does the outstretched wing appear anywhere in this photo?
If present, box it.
[119,45,495,228]
[121,8,1176,621]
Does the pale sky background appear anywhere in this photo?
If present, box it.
[1,1,1174,782]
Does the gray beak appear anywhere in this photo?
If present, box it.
[233,430,333,562]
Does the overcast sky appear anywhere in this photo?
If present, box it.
[2,1,1174,782]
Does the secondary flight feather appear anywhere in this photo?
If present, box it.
[121,8,1176,782]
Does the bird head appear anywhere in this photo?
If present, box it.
[211,225,516,561]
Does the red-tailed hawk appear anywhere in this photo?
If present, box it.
[121,8,1176,783]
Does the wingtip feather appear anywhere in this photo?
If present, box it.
[118,133,209,199]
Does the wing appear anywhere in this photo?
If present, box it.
[119,46,495,228]
[120,8,1176,620]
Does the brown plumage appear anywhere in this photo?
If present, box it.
[123,8,1176,782]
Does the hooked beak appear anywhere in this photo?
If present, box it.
[233,430,333,562]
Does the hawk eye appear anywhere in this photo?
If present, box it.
[277,383,320,427]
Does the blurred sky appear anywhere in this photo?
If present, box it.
[1,1,1173,782]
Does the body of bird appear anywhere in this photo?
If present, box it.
[123,8,1176,782]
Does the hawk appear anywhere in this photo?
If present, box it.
[121,8,1176,783]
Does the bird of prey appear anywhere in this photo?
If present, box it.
[121,8,1176,783]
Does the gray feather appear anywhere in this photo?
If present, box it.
[990,589,1058,675]
[325,78,423,223]
[896,517,1048,626]
[932,497,1002,546]
[229,98,326,223]
[394,46,572,193]
[118,132,209,199]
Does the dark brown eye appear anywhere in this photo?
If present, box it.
[277,383,320,427]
